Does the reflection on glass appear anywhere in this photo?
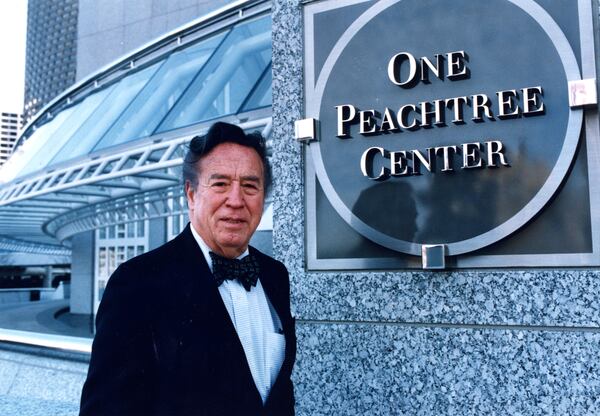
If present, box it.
[92,31,228,152]
[137,220,145,238]
[17,87,115,177]
[3,109,73,181]
[118,224,126,238]
[241,63,272,111]
[50,62,162,166]
[127,222,135,238]
[156,15,271,132]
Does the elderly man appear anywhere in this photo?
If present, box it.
[80,122,296,416]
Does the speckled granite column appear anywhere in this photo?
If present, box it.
[271,1,600,415]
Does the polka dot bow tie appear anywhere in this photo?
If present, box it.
[209,251,260,291]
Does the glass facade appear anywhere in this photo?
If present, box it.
[95,221,148,313]
[156,15,271,132]
[167,195,189,241]
[92,32,227,151]
[10,13,272,181]
[49,63,162,165]
[18,87,114,177]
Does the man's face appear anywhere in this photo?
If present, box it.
[186,142,265,258]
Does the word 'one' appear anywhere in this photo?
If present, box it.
[387,50,469,86]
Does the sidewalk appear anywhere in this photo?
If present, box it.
[0,301,91,416]
[0,395,79,416]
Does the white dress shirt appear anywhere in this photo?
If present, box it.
[190,224,286,403]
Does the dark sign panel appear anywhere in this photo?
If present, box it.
[300,0,600,269]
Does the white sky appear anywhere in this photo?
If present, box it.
[0,1,27,114]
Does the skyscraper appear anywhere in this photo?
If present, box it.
[23,0,78,123]
[0,112,22,167]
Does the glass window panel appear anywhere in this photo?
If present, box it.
[92,31,227,152]
[241,63,272,111]
[108,247,116,274]
[136,245,145,256]
[137,220,145,237]
[99,227,106,239]
[117,223,125,238]
[1,94,103,181]
[108,225,115,239]
[2,108,74,181]
[98,247,107,277]
[117,246,125,264]
[127,246,135,260]
[50,62,162,166]
[156,15,271,133]
[16,86,114,177]
[127,222,135,238]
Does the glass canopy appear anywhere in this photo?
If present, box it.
[4,13,272,182]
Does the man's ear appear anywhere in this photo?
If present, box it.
[184,180,195,206]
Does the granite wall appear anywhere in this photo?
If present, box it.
[271,1,600,414]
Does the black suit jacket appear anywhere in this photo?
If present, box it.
[80,224,296,416]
